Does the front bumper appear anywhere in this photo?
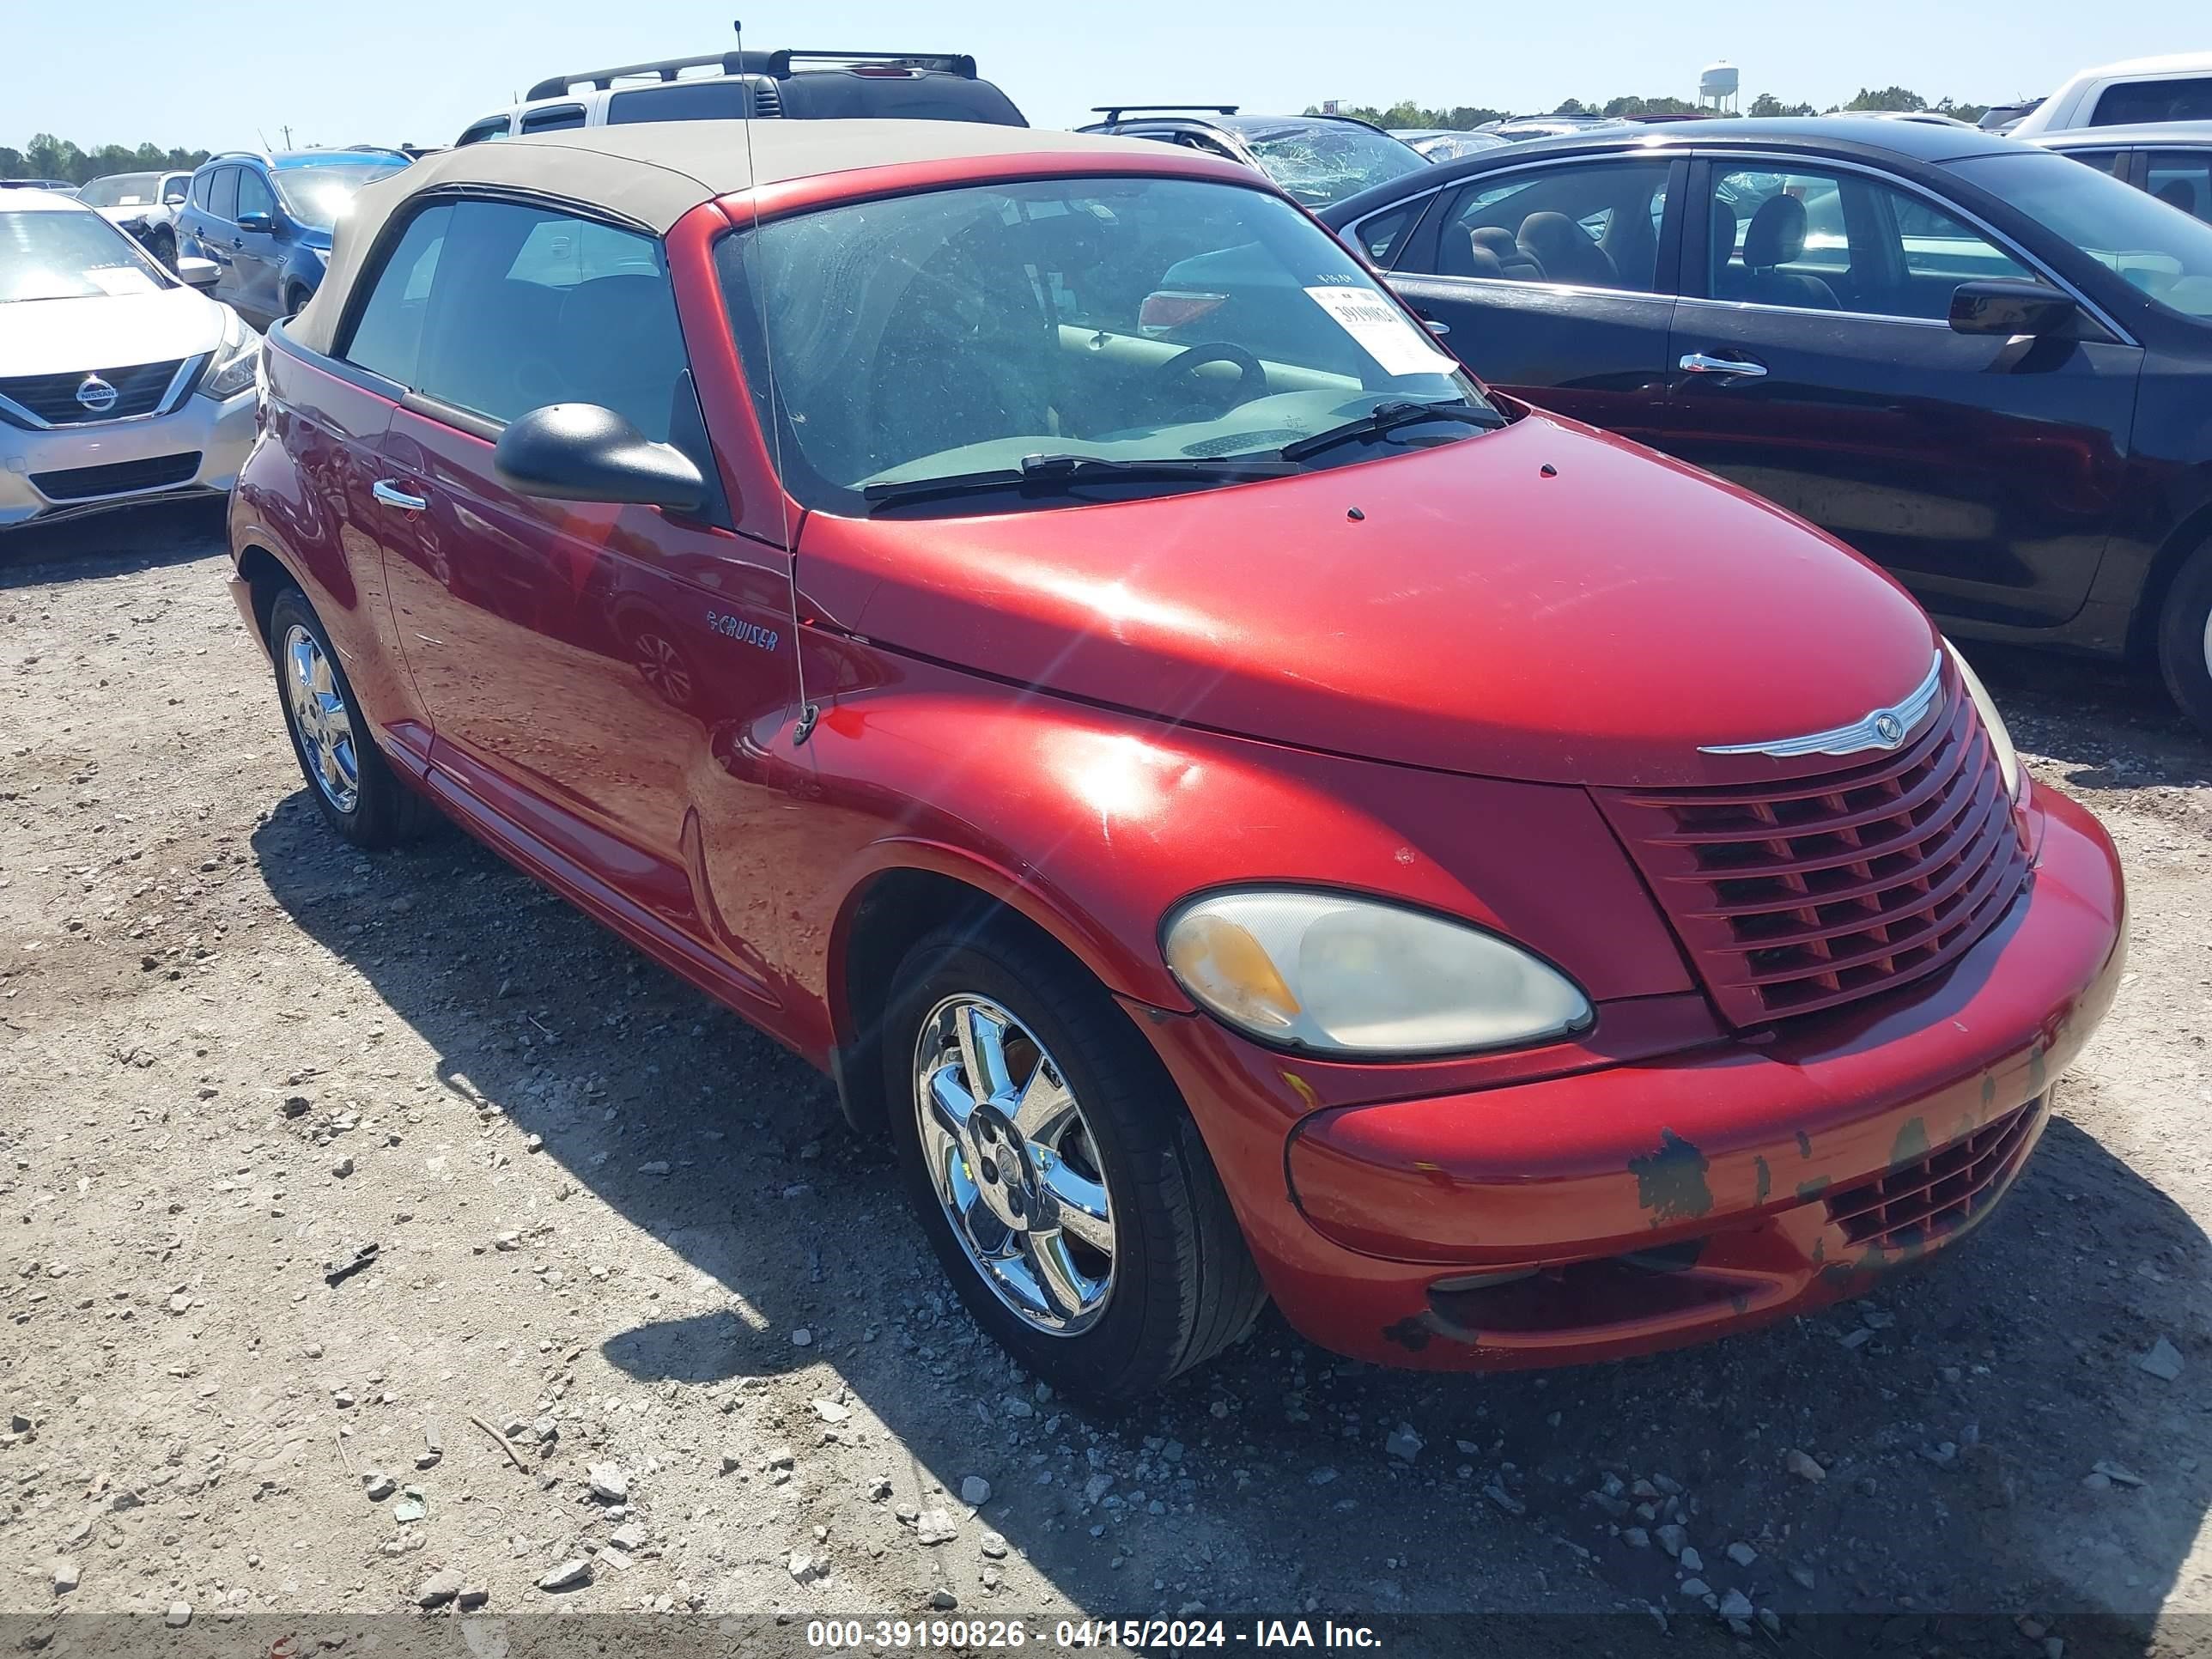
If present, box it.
[1146,782,2125,1370]
[0,388,256,528]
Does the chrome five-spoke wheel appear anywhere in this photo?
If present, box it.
[283,622,360,815]
[913,994,1116,1335]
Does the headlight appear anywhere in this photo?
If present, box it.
[1942,638,2023,802]
[1163,890,1592,1057]
[198,310,261,401]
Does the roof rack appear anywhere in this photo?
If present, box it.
[526,47,976,101]
[1091,104,1239,124]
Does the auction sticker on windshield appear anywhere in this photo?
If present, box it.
[1303,285,1457,377]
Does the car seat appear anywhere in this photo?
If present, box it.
[1516,211,1619,286]
[1737,196,1838,309]
[1470,226,1542,281]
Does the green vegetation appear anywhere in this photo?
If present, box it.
[1313,86,1994,130]
[1,136,212,185]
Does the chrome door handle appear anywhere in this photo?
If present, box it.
[1418,315,1451,337]
[372,480,428,511]
[1679,352,1767,378]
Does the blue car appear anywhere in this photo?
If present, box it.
[176,148,410,328]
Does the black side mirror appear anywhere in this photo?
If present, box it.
[1948,280,2078,337]
[493,404,707,513]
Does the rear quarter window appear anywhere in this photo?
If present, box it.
[606,81,756,124]
[2091,76,2212,125]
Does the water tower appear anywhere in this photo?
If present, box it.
[1698,60,1740,114]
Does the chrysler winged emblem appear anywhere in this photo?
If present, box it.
[1700,651,1943,759]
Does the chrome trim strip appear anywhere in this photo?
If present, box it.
[1395,271,1675,305]
[1673,293,1952,329]
[1699,650,1945,758]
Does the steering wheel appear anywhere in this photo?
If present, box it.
[1154,343,1267,414]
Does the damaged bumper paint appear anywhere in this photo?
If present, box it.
[1152,781,2125,1372]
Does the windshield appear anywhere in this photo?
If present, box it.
[273,161,405,232]
[1950,149,2212,320]
[719,175,1486,514]
[77,173,162,208]
[0,210,168,302]
[1235,124,1429,208]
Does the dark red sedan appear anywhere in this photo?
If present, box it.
[227,121,2125,1398]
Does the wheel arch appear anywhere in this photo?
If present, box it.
[2129,502,2212,663]
[233,542,298,647]
[824,849,1170,1140]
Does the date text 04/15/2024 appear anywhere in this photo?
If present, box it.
[803,1619,1382,1650]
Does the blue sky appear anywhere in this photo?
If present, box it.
[7,0,2206,153]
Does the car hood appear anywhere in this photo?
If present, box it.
[0,286,227,378]
[797,410,1941,788]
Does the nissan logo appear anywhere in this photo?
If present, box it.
[75,375,119,414]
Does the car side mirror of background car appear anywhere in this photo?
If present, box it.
[234,211,274,234]
[175,256,220,289]
[492,404,707,513]
[1948,280,2079,337]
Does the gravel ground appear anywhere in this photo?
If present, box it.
[3,503,2210,1655]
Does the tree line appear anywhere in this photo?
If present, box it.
[1311,87,1994,129]
[2,135,214,185]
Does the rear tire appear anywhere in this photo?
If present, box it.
[2155,539,2212,737]
[147,228,176,270]
[268,586,434,848]
[883,923,1267,1401]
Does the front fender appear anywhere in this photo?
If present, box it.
[781,648,1693,1061]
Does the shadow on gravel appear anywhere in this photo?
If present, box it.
[1960,639,2212,789]
[0,495,228,588]
[250,787,2210,1653]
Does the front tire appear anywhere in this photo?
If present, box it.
[268,586,433,848]
[2155,538,2212,736]
[147,228,176,270]
[884,924,1266,1401]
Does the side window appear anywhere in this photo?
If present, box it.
[519,104,586,135]
[162,176,189,205]
[237,169,274,222]
[1351,200,1421,267]
[340,204,453,384]
[2147,152,2212,222]
[410,201,687,442]
[2091,76,2212,126]
[1889,191,2033,291]
[1419,161,1671,292]
[209,167,239,222]
[1705,166,2030,319]
[188,170,212,210]
[456,118,511,147]
[2066,149,2130,179]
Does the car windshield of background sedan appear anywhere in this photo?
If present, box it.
[76,173,163,208]
[1951,149,2212,319]
[273,162,406,232]
[1238,123,1430,207]
[720,175,1486,514]
[0,210,169,302]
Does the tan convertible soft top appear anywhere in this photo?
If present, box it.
[289,120,1168,356]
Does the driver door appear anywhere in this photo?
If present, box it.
[1649,158,2143,629]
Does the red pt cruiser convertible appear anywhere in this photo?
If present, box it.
[227,123,2126,1398]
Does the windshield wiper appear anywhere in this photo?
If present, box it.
[1277,398,1504,463]
[861,451,1298,508]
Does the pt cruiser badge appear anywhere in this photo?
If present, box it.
[1700,650,1945,758]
